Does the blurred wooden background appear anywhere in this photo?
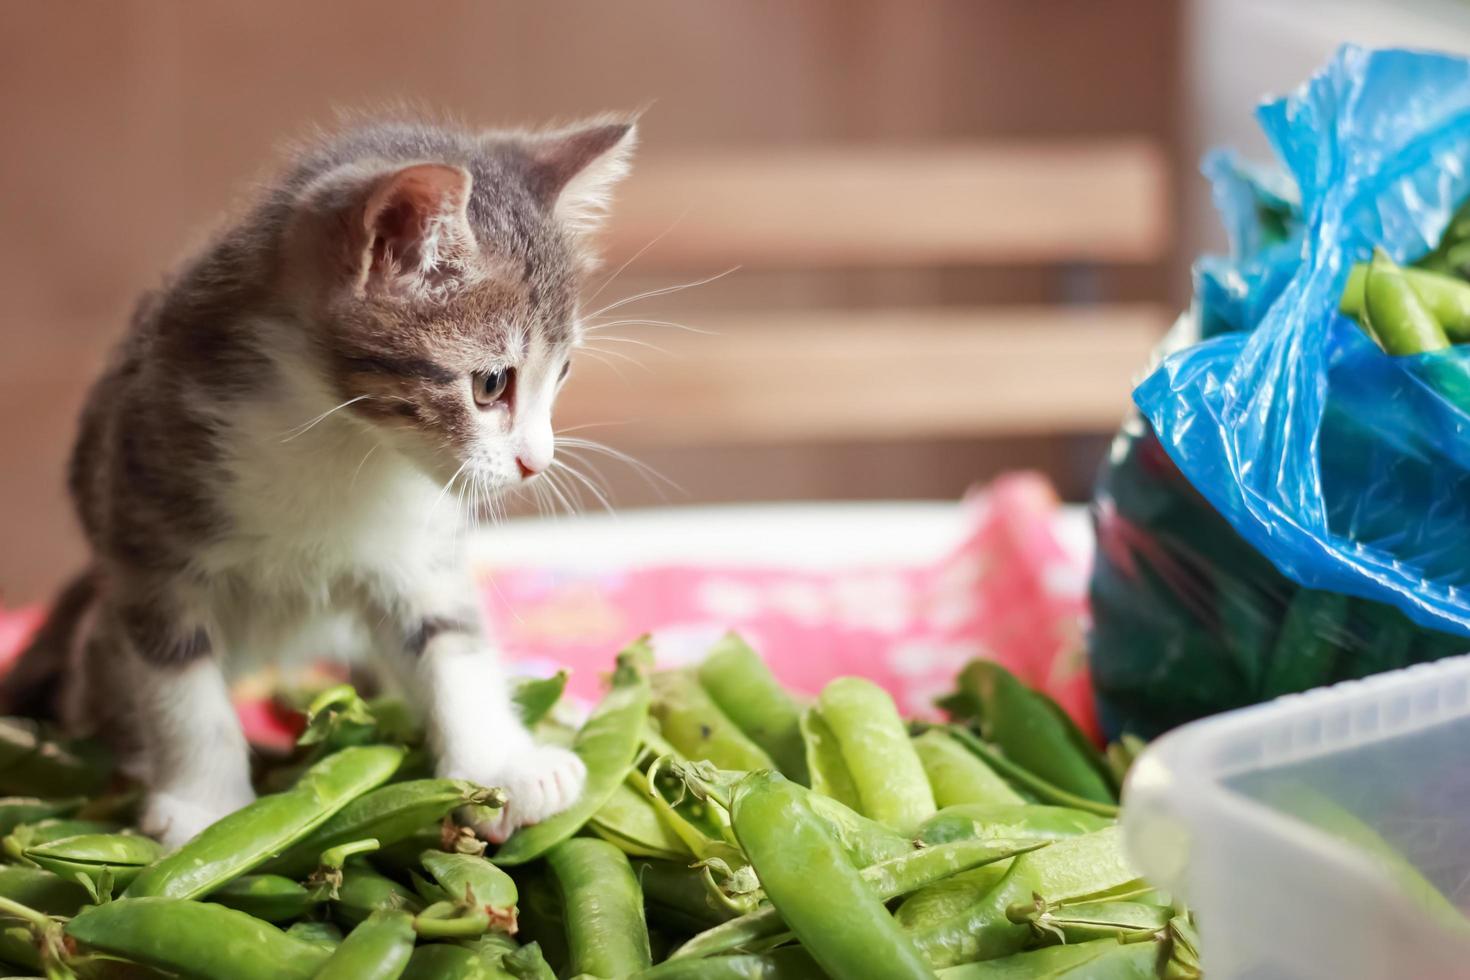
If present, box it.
[0,0,1182,601]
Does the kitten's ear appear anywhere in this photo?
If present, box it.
[527,119,638,237]
[357,163,476,294]
[290,161,477,300]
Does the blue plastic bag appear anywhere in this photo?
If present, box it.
[1089,47,1470,738]
[1141,45,1470,636]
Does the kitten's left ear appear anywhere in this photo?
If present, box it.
[527,118,638,238]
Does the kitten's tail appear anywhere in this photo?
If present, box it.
[0,569,98,719]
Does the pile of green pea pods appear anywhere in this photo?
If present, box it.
[0,636,1200,979]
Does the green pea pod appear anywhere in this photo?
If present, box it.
[0,923,39,973]
[943,729,1118,818]
[896,865,1011,931]
[1360,248,1453,354]
[510,868,569,977]
[400,943,508,980]
[513,671,569,728]
[911,827,1141,967]
[4,818,120,861]
[1007,897,1171,945]
[917,805,1111,846]
[669,838,1042,961]
[1346,260,1470,340]
[267,778,487,878]
[0,865,90,916]
[1214,575,1282,694]
[804,791,912,868]
[1260,590,1350,699]
[287,920,343,950]
[495,643,653,866]
[1161,912,1203,978]
[589,777,689,860]
[0,798,84,837]
[731,771,936,980]
[634,860,738,929]
[126,744,405,900]
[546,837,652,978]
[331,865,425,928]
[696,634,809,783]
[934,937,1160,979]
[500,942,556,980]
[206,874,316,923]
[0,719,110,797]
[651,669,775,772]
[420,850,517,932]
[1104,736,1148,789]
[939,662,1115,806]
[65,897,331,980]
[798,707,862,812]
[635,947,824,979]
[311,910,414,980]
[816,677,936,834]
[913,731,1024,808]
[25,833,162,890]
[372,821,486,876]
[1260,783,1461,926]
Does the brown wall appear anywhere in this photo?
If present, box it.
[0,1,1180,602]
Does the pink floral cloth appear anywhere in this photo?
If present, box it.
[0,473,1097,743]
[475,472,1098,737]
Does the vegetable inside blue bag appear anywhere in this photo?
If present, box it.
[1089,46,1470,738]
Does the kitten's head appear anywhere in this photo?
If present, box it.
[278,116,636,497]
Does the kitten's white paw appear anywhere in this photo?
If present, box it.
[455,745,587,844]
[141,788,255,850]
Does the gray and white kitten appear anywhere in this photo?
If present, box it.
[5,115,637,847]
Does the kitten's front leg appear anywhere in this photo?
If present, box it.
[373,594,585,843]
[113,602,256,849]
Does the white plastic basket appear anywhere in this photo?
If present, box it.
[1122,654,1470,979]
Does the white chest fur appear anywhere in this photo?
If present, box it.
[192,357,466,662]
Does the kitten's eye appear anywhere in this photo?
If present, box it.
[472,368,511,407]
[558,362,571,383]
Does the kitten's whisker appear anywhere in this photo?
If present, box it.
[349,443,381,488]
[550,459,615,516]
[540,470,578,519]
[280,395,373,442]
[554,420,631,435]
[577,348,631,381]
[427,460,471,525]
[552,449,614,495]
[556,436,681,495]
[581,268,737,322]
[582,334,672,356]
[584,212,688,306]
[585,317,717,337]
[576,346,646,373]
[526,479,550,521]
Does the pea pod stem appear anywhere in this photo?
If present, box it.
[0,894,51,931]
[412,901,491,939]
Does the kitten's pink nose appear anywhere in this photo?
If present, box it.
[517,457,541,480]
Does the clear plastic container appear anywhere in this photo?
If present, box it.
[1122,654,1470,979]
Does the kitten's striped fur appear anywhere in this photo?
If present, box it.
[6,115,636,846]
